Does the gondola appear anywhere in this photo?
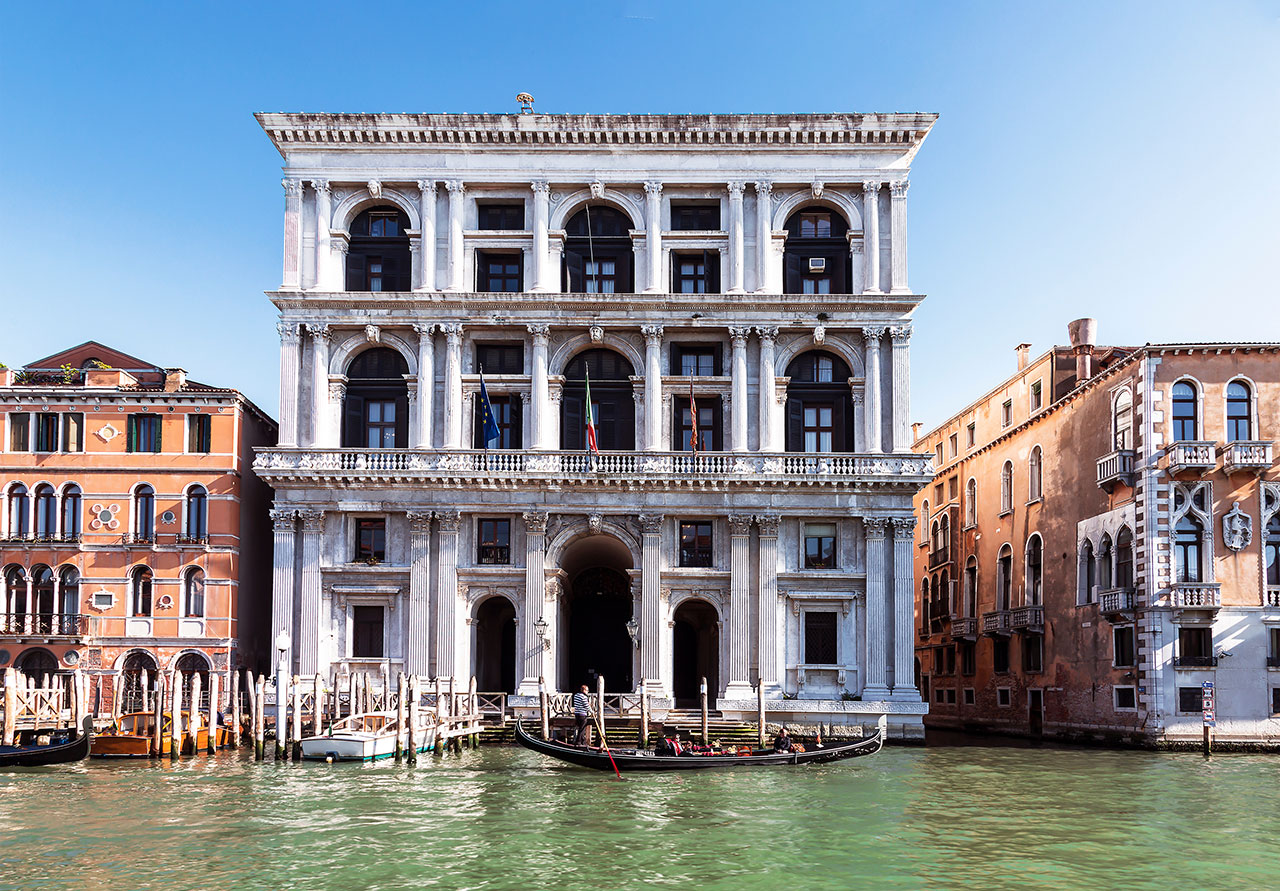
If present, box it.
[514,717,885,772]
[0,716,93,768]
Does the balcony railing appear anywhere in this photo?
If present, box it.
[1096,449,1136,490]
[1010,605,1044,631]
[1267,586,1280,608]
[1224,440,1273,473]
[927,547,951,570]
[1168,583,1222,609]
[253,448,933,487]
[1173,655,1218,668]
[477,545,511,565]
[1,613,91,637]
[1167,441,1216,474]
[0,533,79,544]
[1099,587,1135,616]
[175,534,209,546]
[982,610,1011,635]
[121,533,156,546]
[950,616,978,638]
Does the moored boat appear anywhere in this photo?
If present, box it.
[90,711,232,758]
[299,711,438,762]
[0,716,93,768]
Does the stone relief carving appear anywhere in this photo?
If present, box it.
[588,514,604,535]
[810,180,824,199]
[1223,502,1252,551]
[589,325,605,344]
[367,180,383,200]
[436,510,462,533]
[813,325,826,346]
[364,325,381,344]
[406,510,433,533]
[270,508,297,530]
[589,181,605,200]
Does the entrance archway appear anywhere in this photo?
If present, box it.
[121,650,158,714]
[672,600,719,709]
[15,647,58,682]
[558,533,635,693]
[475,597,517,694]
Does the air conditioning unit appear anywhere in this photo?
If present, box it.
[808,257,826,272]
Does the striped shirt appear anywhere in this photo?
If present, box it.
[572,692,591,716]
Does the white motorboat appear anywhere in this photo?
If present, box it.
[299,711,437,762]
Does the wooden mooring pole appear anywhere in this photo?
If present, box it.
[407,675,420,765]
[188,673,201,755]
[434,676,445,755]
[291,675,303,760]
[395,673,406,762]
[539,677,549,741]
[153,673,164,757]
[207,672,220,755]
[170,672,183,760]
[596,675,606,747]
[230,669,241,749]
[700,677,709,745]
[469,675,479,749]
[253,674,265,761]
[313,672,323,738]
[639,688,650,748]
[3,667,16,746]
[757,683,766,749]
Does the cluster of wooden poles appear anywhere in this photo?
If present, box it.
[1,666,90,745]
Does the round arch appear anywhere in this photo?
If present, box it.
[774,337,864,379]
[472,593,518,695]
[15,647,59,678]
[329,331,419,378]
[671,597,721,707]
[550,189,645,230]
[545,523,640,574]
[331,189,421,233]
[548,335,644,379]
[112,647,159,672]
[771,191,863,232]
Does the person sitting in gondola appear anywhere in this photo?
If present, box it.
[773,727,794,753]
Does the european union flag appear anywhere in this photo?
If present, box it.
[478,369,501,447]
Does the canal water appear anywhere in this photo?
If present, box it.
[2,742,1278,890]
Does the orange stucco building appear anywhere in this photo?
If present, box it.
[1,342,275,708]
[914,321,1280,748]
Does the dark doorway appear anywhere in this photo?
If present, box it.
[1028,688,1044,737]
[672,600,719,709]
[15,647,58,683]
[475,597,517,694]
[564,567,633,692]
[121,650,158,713]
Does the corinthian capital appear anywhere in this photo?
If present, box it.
[277,321,300,343]
[863,516,889,539]
[889,325,912,345]
[862,326,887,344]
[729,326,751,347]
[754,180,772,196]
[269,508,296,530]
[440,323,464,343]
[523,510,549,534]
[891,517,916,539]
[890,179,910,198]
[527,323,551,341]
[638,514,664,534]
[306,323,331,342]
[755,325,779,344]
[406,510,433,533]
[416,179,437,195]
[643,181,663,197]
[727,181,746,197]
[435,509,461,532]
[282,178,303,197]
[728,515,753,535]
[861,181,881,199]
[754,514,781,536]
[641,324,664,345]
[531,180,551,195]
[297,509,325,532]
[445,179,466,195]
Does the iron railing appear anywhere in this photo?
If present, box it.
[0,613,90,637]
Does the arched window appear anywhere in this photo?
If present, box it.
[6,483,29,539]
[783,206,852,294]
[1028,446,1043,502]
[183,568,205,618]
[920,578,930,631]
[963,557,977,616]
[563,207,635,293]
[4,565,27,620]
[1079,539,1096,603]
[185,485,208,542]
[1025,535,1043,606]
[33,484,56,539]
[131,566,153,617]
[1113,389,1133,450]
[133,484,155,541]
[346,206,411,291]
[58,566,79,632]
[31,564,54,632]
[997,545,1013,611]
[1227,381,1253,441]
[121,650,158,714]
[1175,515,1203,583]
[939,514,951,562]
[176,652,211,706]
[1172,381,1198,441]
[561,349,636,450]
[785,351,855,453]
[920,500,929,542]
[343,348,409,449]
[931,520,941,552]
[1116,527,1134,589]
[965,479,977,527]
[1000,462,1013,513]
[1266,512,1280,586]
[1098,534,1113,589]
[60,484,81,541]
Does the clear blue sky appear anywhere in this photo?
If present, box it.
[2,1,1276,429]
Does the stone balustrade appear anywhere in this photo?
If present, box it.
[1167,441,1216,473]
[1099,588,1135,616]
[1265,586,1280,608]
[949,616,977,639]
[1224,440,1273,473]
[982,610,1011,635]
[1167,583,1222,609]
[1096,449,1136,490]
[1010,605,1044,631]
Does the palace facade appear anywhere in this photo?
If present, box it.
[915,321,1280,747]
[1,342,276,706]
[254,111,937,736]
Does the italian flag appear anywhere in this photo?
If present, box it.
[585,368,599,454]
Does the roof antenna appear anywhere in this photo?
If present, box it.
[517,92,535,114]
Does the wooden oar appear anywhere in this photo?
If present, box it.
[593,713,622,779]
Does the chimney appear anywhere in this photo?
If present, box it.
[911,422,923,441]
[164,369,188,392]
[1067,318,1098,381]
[1015,343,1031,371]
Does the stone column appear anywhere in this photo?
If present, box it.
[310,180,332,290]
[727,182,745,293]
[863,327,885,453]
[726,515,755,697]
[755,514,780,691]
[270,508,296,673]
[417,180,437,292]
[414,324,435,449]
[644,181,663,293]
[297,509,324,676]
[276,322,301,447]
[307,324,331,447]
[406,511,432,675]
[861,182,881,294]
[325,379,345,449]
[889,325,912,452]
[754,181,772,292]
[529,325,550,449]
[729,327,750,452]
[520,511,548,694]
[642,325,663,450]
[531,181,550,292]
[863,517,891,699]
[441,323,464,448]
[889,179,909,294]
[756,326,778,452]
[434,510,461,681]
[639,514,663,692]
[890,518,920,700]
[446,180,466,291]
[281,178,303,289]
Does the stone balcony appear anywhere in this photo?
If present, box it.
[1267,586,1280,609]
[0,613,93,641]
[1096,449,1136,491]
[949,615,978,640]
[1166,582,1222,610]
[1167,441,1216,474]
[253,448,933,490]
[1099,587,1136,619]
[1224,441,1273,474]
[982,610,1011,636]
[1009,605,1044,632]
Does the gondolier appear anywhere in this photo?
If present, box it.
[572,685,592,746]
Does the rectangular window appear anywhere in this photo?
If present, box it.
[127,414,162,452]
[475,343,524,375]
[1001,400,1013,427]
[477,518,511,564]
[33,413,58,453]
[1113,626,1135,667]
[673,346,719,377]
[801,264,831,294]
[949,433,958,457]
[355,518,386,562]
[478,253,522,292]
[804,611,838,664]
[935,688,945,704]
[367,256,384,291]
[993,638,1010,673]
[1178,686,1201,713]
[798,212,832,238]
[966,422,976,448]
[1269,628,1280,666]
[679,521,713,567]
[9,413,30,452]
[1030,380,1043,412]
[997,687,1011,708]
[1022,635,1043,672]
[1177,627,1213,665]
[1114,686,1137,711]
[803,523,836,569]
[803,405,834,453]
[963,687,975,705]
[672,251,719,293]
[935,443,944,464]
[670,204,720,230]
[188,414,212,453]
[585,258,616,294]
[352,605,385,658]
[368,213,398,237]
[61,412,83,452]
[475,395,521,449]
[961,642,976,676]
[934,482,944,503]
[365,400,398,448]
[948,476,958,500]
[477,204,525,230]
[1272,687,1280,716]
[676,397,717,451]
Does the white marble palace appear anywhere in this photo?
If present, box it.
[253,109,937,736]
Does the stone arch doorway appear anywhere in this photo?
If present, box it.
[558,533,635,693]
[672,600,719,709]
[474,597,517,694]
[15,647,58,683]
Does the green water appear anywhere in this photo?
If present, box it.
[2,743,1278,890]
